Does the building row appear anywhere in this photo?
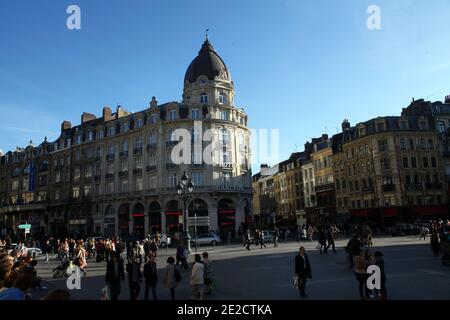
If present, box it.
[252,97,450,228]
[0,38,253,240]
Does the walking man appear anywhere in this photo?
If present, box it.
[143,254,158,300]
[294,247,312,298]
[326,227,337,253]
[105,253,125,300]
[245,230,251,251]
[273,228,279,247]
[126,255,142,300]
[259,231,266,249]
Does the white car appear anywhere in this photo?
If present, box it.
[150,234,171,248]
[191,233,221,246]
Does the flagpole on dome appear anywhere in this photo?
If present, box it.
[205,28,209,41]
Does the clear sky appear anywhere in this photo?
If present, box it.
[1,0,450,172]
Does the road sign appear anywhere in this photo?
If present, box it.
[18,224,31,229]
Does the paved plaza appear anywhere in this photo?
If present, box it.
[28,236,450,300]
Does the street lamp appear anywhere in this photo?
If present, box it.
[177,171,194,253]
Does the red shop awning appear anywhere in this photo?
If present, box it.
[383,207,398,218]
[165,211,183,216]
[350,210,369,218]
[218,209,235,215]
[413,206,448,216]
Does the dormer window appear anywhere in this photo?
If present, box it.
[123,122,129,133]
[376,121,386,132]
[200,79,207,85]
[419,120,428,130]
[358,125,365,136]
[150,114,157,124]
[108,126,115,137]
[200,94,208,104]
[136,118,143,128]
[169,110,177,121]
[399,120,408,130]
[219,93,227,104]
[87,131,94,141]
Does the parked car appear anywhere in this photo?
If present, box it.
[191,233,221,246]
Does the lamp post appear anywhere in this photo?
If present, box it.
[177,171,194,253]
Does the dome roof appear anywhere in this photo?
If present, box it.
[184,39,231,84]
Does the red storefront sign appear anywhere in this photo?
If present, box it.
[165,211,183,216]
[383,208,398,218]
[218,209,235,215]
[413,206,448,216]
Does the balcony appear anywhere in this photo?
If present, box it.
[147,144,157,152]
[146,165,157,172]
[166,163,177,170]
[94,156,102,162]
[119,151,129,158]
[133,147,143,155]
[39,166,49,173]
[425,182,443,190]
[240,164,248,172]
[190,163,205,169]
[315,183,334,193]
[94,175,101,182]
[119,170,128,178]
[106,154,115,161]
[382,184,396,192]
[405,184,422,191]
[133,168,143,176]
[105,173,114,180]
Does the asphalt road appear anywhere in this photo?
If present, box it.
[29,236,450,300]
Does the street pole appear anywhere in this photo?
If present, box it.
[184,198,192,254]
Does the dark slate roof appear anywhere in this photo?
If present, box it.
[339,115,435,146]
[184,39,230,83]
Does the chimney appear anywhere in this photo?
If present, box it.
[61,121,71,133]
[322,134,328,141]
[445,95,450,104]
[116,105,127,118]
[81,112,96,124]
[103,106,112,122]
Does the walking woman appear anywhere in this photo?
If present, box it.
[354,251,370,299]
[74,243,87,277]
[163,256,180,300]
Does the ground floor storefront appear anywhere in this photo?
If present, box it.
[348,205,450,228]
[1,192,253,240]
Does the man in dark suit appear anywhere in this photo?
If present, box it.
[105,253,125,300]
[143,254,158,300]
[294,247,312,298]
[126,255,143,300]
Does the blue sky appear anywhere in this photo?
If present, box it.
[1,0,450,172]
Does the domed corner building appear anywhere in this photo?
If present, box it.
[0,38,253,241]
